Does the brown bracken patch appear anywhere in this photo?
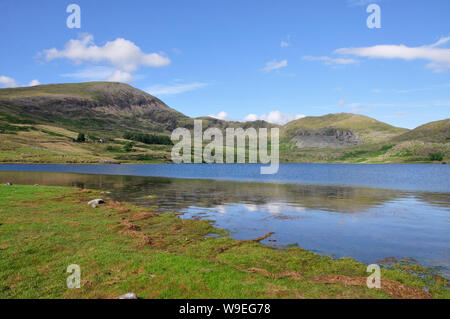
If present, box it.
[252,232,275,242]
[119,217,152,247]
[245,267,303,281]
[309,275,432,299]
[210,233,276,258]
[377,256,398,264]
[129,211,157,222]
[219,260,303,282]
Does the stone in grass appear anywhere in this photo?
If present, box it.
[87,199,105,208]
[117,292,138,299]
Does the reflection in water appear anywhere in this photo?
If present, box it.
[0,170,449,278]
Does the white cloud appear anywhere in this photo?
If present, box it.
[371,83,450,94]
[0,76,42,88]
[42,33,170,82]
[429,36,450,48]
[302,56,359,65]
[172,48,183,55]
[62,66,133,83]
[28,79,40,86]
[280,35,290,48]
[262,59,287,72]
[281,40,289,48]
[244,111,305,125]
[146,82,207,96]
[107,70,133,83]
[433,100,450,107]
[393,87,431,94]
[334,36,450,72]
[338,99,345,107]
[208,111,230,121]
[62,66,117,81]
[0,75,18,88]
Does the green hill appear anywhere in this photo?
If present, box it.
[393,118,450,143]
[0,82,276,163]
[279,114,449,164]
[0,82,448,164]
[378,119,450,163]
[0,82,189,136]
[282,113,408,144]
[0,82,277,136]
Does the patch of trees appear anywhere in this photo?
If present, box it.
[123,132,173,145]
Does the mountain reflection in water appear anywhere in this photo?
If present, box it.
[0,170,449,278]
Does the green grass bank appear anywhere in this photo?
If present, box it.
[0,185,448,299]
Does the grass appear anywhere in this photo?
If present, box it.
[394,118,450,143]
[0,86,448,165]
[0,109,448,164]
[0,185,448,299]
[0,123,172,164]
[1,82,448,164]
[282,113,408,144]
[1,126,448,164]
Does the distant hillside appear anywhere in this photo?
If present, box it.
[0,82,189,136]
[0,82,278,164]
[282,113,408,147]
[279,113,449,164]
[393,118,450,143]
[0,82,447,164]
[196,116,279,130]
[375,118,450,163]
[0,82,277,136]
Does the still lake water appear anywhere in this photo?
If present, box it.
[0,164,449,278]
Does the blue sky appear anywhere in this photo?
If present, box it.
[0,0,449,128]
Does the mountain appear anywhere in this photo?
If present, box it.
[281,113,408,147]
[0,82,277,136]
[0,82,277,163]
[0,82,189,136]
[0,82,447,164]
[280,113,448,163]
[393,118,450,143]
[378,118,450,163]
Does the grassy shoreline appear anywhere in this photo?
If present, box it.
[0,160,446,165]
[0,125,447,165]
[0,185,448,299]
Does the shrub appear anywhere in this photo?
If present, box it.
[123,142,134,152]
[76,133,86,142]
[429,152,444,161]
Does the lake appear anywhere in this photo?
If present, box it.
[0,163,449,278]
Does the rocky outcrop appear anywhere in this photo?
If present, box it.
[291,127,362,148]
